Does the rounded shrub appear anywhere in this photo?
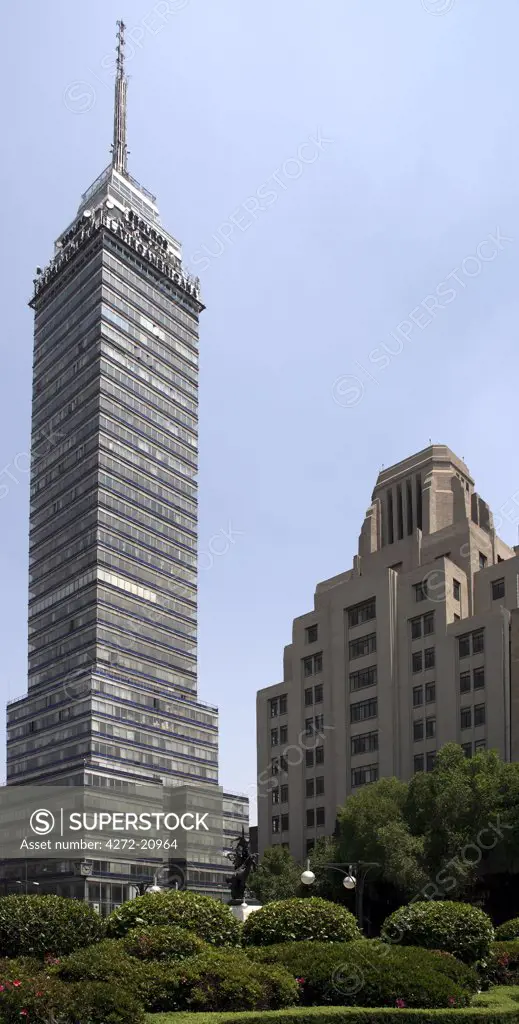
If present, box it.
[57,938,148,998]
[495,917,519,941]
[0,894,103,958]
[246,939,477,1008]
[106,889,240,945]
[121,924,206,961]
[242,896,361,946]
[478,940,519,989]
[381,900,494,963]
[143,948,299,1013]
[0,975,144,1024]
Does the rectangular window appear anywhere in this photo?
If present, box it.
[305,624,318,644]
[314,652,323,674]
[479,552,487,569]
[316,776,325,795]
[413,685,423,707]
[314,713,324,733]
[351,730,379,755]
[272,816,280,833]
[472,630,485,654]
[306,778,314,798]
[425,682,436,703]
[349,632,377,660]
[269,699,278,718]
[423,612,435,636]
[461,742,472,758]
[461,707,472,729]
[412,651,423,673]
[492,578,505,601]
[460,672,471,694]
[303,657,313,678]
[411,617,422,640]
[314,683,324,704]
[414,581,428,602]
[414,754,424,773]
[424,647,435,669]
[280,784,289,803]
[475,739,486,751]
[305,688,313,707]
[272,788,279,805]
[280,725,288,744]
[413,720,424,741]
[426,717,436,739]
[351,764,379,787]
[473,667,485,690]
[315,745,324,765]
[279,695,287,714]
[316,807,325,827]
[271,758,279,776]
[305,750,314,768]
[349,665,377,691]
[306,809,315,828]
[350,698,378,723]
[281,814,289,832]
[453,579,461,601]
[306,839,315,854]
[474,703,486,726]
[348,598,376,628]
[459,635,471,658]
[426,751,436,772]
[270,728,278,747]
[305,718,314,736]
[280,755,288,772]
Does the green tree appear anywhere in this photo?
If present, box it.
[336,776,427,895]
[247,846,302,903]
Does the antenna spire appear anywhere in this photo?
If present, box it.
[112,20,128,175]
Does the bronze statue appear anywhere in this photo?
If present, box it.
[226,827,257,902]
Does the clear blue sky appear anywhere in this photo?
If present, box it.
[1,0,519,821]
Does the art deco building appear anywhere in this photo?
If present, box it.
[257,444,519,861]
[5,23,247,908]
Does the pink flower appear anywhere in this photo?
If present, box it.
[0,985,4,992]
[395,998,406,1008]
[12,981,21,988]
[20,1012,28,1017]
[296,977,306,985]
[448,997,456,1006]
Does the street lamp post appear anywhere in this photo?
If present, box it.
[300,860,379,933]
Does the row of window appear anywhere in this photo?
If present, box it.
[272,748,326,772]
[459,630,485,657]
[349,632,376,660]
[303,652,323,676]
[348,598,376,628]
[413,717,436,741]
[461,704,486,728]
[270,726,288,747]
[270,695,287,717]
[410,612,434,639]
[305,714,324,736]
[272,784,288,804]
[306,776,325,797]
[272,805,327,833]
[412,647,435,672]
[350,665,377,691]
[413,682,436,706]
[305,683,323,706]
[351,697,377,723]
[351,729,378,755]
[352,763,378,787]
[460,668,485,692]
[462,739,486,757]
[414,751,437,772]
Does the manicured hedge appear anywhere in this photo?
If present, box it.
[147,985,519,1023]
[143,949,299,1013]
[381,901,494,963]
[121,924,206,960]
[246,940,478,1008]
[0,972,144,1023]
[479,941,519,988]
[0,894,103,958]
[496,919,519,941]
[106,889,240,945]
[242,897,361,946]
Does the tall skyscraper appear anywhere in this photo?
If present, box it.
[5,23,247,908]
[257,445,519,861]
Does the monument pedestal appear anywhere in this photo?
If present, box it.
[229,899,262,923]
